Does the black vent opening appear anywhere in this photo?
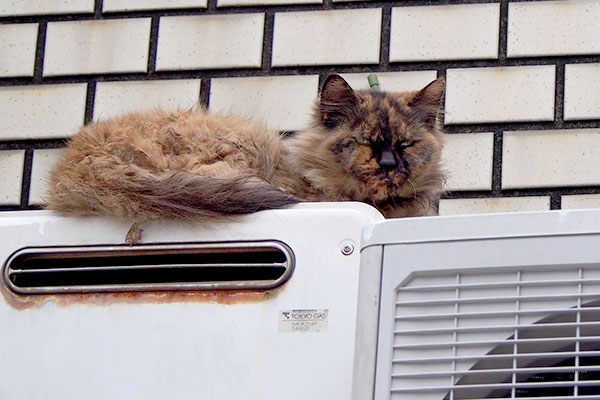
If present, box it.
[447,301,600,399]
[3,242,294,294]
[510,355,600,398]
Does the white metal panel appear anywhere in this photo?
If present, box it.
[0,202,383,400]
[352,245,384,400]
[362,209,600,248]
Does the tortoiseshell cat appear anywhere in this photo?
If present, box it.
[48,75,446,236]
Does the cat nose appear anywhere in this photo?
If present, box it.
[379,149,397,169]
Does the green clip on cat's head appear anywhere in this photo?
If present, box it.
[367,74,381,91]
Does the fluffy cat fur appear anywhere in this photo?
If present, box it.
[48,75,446,225]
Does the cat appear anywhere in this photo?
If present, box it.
[47,74,446,242]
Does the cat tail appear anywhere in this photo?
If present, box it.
[125,170,300,219]
[48,166,300,220]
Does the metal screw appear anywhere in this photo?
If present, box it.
[341,243,354,256]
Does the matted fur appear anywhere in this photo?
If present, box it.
[47,75,446,221]
[286,75,446,217]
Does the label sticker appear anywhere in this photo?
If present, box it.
[279,309,329,333]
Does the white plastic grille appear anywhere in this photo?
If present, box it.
[391,265,600,400]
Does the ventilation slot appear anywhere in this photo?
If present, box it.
[3,242,294,294]
[390,265,600,400]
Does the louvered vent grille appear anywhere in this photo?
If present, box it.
[3,241,294,294]
[391,265,600,400]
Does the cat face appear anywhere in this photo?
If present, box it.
[317,75,445,204]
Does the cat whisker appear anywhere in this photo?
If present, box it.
[407,177,417,199]
[408,120,436,131]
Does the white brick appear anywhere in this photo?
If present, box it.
[218,0,319,6]
[156,14,264,71]
[503,129,600,189]
[445,66,555,124]
[439,197,550,216]
[103,0,207,12]
[29,148,64,206]
[562,194,600,210]
[94,79,201,121]
[508,0,600,57]
[0,23,38,77]
[564,63,600,121]
[0,84,86,140]
[390,4,499,62]
[0,150,24,205]
[340,71,438,92]
[0,0,93,16]
[272,9,381,67]
[209,75,318,131]
[442,132,494,191]
[44,19,150,76]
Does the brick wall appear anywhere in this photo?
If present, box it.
[1,0,599,216]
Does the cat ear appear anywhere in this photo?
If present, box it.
[410,78,445,108]
[408,78,445,125]
[319,74,358,129]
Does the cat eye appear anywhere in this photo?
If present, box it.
[397,140,417,149]
[356,137,370,145]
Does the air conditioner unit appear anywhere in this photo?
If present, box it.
[359,209,600,400]
[2,205,599,399]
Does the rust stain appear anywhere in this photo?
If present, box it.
[1,283,283,310]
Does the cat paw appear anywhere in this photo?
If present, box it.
[125,222,144,246]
